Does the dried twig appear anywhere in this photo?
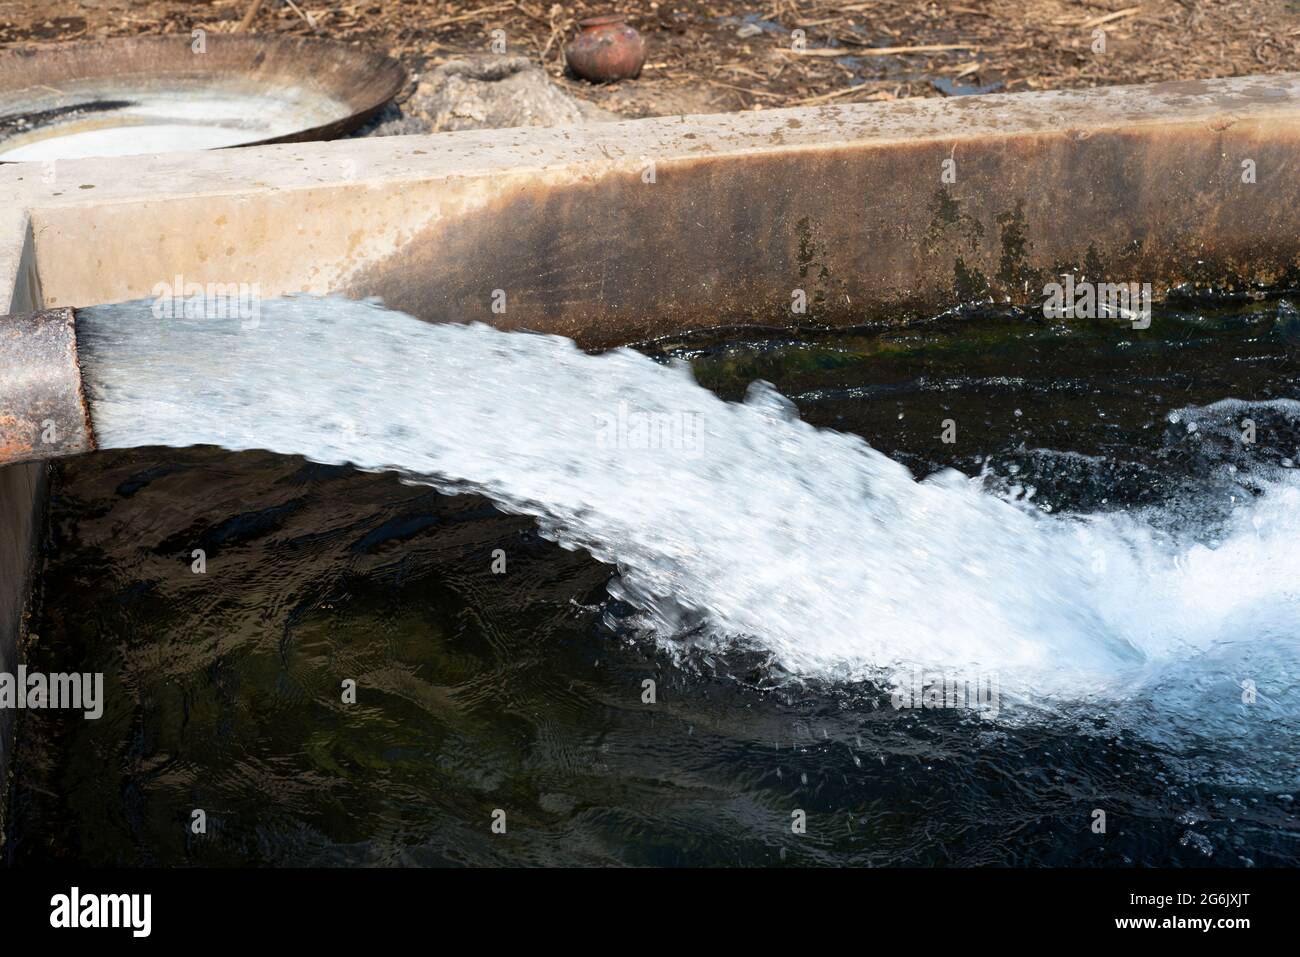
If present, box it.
[786,43,979,57]
[427,3,515,29]
[705,79,786,100]
[796,83,892,106]
[283,0,313,29]
[236,0,266,33]
[1080,6,1142,30]
[284,0,316,30]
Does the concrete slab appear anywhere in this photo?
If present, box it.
[2,73,1298,346]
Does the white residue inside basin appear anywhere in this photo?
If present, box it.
[0,88,346,161]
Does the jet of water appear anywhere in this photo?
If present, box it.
[75,296,1300,719]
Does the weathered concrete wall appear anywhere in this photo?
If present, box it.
[7,74,1300,347]
[0,212,45,831]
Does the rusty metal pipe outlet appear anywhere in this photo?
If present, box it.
[0,308,95,466]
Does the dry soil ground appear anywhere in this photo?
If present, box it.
[1,1,1297,117]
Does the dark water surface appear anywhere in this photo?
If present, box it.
[7,298,1300,866]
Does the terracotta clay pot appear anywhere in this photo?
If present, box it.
[565,14,646,83]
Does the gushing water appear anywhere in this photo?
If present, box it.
[75,297,1300,723]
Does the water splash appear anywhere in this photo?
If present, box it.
[75,296,1300,716]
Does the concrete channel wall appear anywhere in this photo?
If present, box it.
[0,212,44,824]
[3,73,1300,821]
[10,74,1300,345]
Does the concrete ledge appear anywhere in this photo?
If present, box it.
[2,73,1299,346]
[0,212,46,833]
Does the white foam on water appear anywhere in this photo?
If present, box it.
[74,297,1300,730]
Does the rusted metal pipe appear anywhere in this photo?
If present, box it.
[0,308,95,466]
